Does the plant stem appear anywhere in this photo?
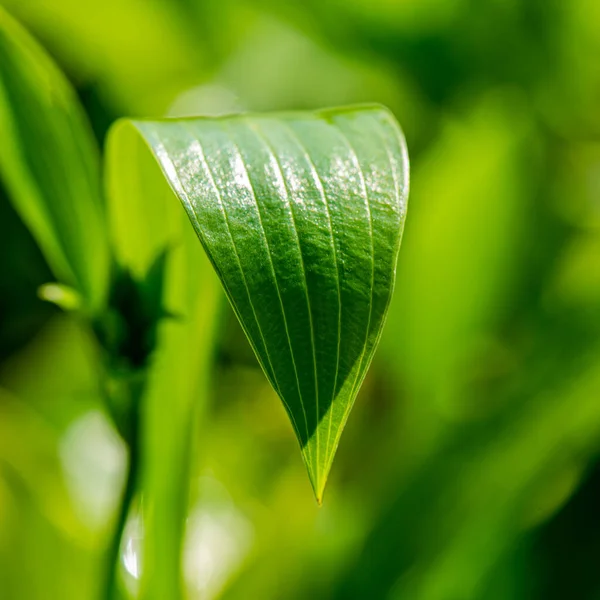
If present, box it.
[102,374,144,600]
[103,450,137,600]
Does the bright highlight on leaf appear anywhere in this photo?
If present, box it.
[109,106,409,501]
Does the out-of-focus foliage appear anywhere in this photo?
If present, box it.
[0,0,599,599]
[0,11,223,600]
[0,6,109,313]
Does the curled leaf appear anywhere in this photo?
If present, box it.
[108,105,409,501]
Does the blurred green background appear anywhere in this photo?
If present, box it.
[1,0,600,598]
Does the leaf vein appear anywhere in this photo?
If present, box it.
[327,119,375,465]
[244,119,323,485]
[278,120,343,479]
[221,121,317,484]
[175,122,305,446]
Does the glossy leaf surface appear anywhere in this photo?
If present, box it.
[110,106,409,500]
[0,6,109,313]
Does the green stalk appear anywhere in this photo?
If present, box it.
[139,402,195,600]
[103,444,138,600]
[102,372,145,600]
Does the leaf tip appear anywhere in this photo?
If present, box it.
[315,475,331,506]
[305,457,332,506]
[311,479,325,506]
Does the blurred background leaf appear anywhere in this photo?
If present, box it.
[1,0,600,599]
[0,6,109,313]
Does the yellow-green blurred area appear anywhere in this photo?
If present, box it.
[1,0,600,599]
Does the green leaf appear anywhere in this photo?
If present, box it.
[108,105,409,501]
[0,6,109,313]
